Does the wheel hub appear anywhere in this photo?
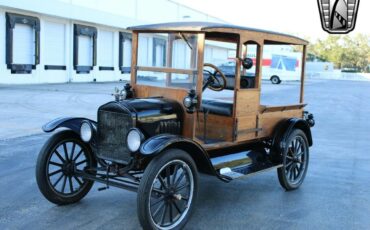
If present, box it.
[292,156,302,163]
[62,161,76,176]
[164,187,181,201]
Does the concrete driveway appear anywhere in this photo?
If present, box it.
[0,79,370,229]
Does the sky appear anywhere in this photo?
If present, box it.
[175,0,369,41]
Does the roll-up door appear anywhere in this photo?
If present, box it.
[6,13,40,74]
[78,36,93,66]
[98,30,114,70]
[73,24,97,74]
[123,39,132,67]
[13,24,34,64]
[119,32,132,73]
[44,21,66,70]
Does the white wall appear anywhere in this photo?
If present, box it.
[0,0,226,84]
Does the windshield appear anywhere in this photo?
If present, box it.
[136,33,199,89]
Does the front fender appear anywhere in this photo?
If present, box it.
[42,117,96,134]
[139,134,229,182]
[140,134,195,155]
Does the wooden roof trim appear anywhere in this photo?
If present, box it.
[127,22,308,45]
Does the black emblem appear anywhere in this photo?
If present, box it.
[317,0,360,34]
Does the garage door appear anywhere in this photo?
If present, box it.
[98,30,114,67]
[78,35,93,66]
[44,21,66,65]
[123,38,132,68]
[172,40,191,69]
[13,23,35,64]
[138,36,150,66]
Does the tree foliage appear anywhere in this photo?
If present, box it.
[307,34,370,72]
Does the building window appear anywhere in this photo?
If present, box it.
[119,32,132,73]
[73,24,97,74]
[153,38,166,67]
[5,12,40,74]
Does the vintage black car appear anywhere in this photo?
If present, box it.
[36,22,314,230]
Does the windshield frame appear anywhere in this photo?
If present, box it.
[132,31,204,91]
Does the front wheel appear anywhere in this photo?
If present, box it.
[137,149,198,230]
[277,129,309,190]
[271,75,281,84]
[36,130,97,205]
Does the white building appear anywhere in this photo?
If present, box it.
[0,0,226,84]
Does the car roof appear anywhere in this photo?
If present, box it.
[127,21,308,45]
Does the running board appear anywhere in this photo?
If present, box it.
[219,163,282,180]
[210,150,282,180]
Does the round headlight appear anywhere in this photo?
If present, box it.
[127,128,143,152]
[80,121,93,142]
[183,96,192,108]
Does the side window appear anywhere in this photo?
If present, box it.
[203,39,237,98]
[260,44,303,105]
[153,38,166,67]
[73,24,97,74]
[241,41,260,89]
[171,36,195,69]
[119,32,132,73]
[5,13,40,74]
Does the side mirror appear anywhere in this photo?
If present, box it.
[241,58,253,69]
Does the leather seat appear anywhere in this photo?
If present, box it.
[201,99,233,116]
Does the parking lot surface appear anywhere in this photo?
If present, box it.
[0,79,370,229]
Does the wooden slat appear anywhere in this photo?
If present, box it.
[235,89,260,116]
[236,114,257,141]
[196,113,234,142]
[166,35,174,85]
[193,33,205,139]
[130,32,138,87]
[300,45,307,103]
[136,66,197,75]
[207,28,308,45]
[258,109,303,138]
[260,104,307,113]
[256,44,263,89]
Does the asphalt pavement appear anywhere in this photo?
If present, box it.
[0,79,370,229]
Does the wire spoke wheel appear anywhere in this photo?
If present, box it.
[277,129,309,190]
[138,149,198,230]
[46,141,89,195]
[149,160,193,229]
[36,131,96,205]
[284,136,306,184]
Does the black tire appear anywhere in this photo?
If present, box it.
[36,130,97,205]
[277,129,309,191]
[271,75,281,84]
[137,149,198,230]
[240,79,249,88]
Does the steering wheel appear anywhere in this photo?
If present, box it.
[203,63,227,91]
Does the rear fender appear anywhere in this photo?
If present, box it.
[42,117,96,135]
[139,134,230,182]
[272,118,313,153]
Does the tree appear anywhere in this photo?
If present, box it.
[307,34,370,72]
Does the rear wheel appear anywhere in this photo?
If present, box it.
[277,129,309,190]
[271,75,281,84]
[137,149,198,230]
[36,130,97,205]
